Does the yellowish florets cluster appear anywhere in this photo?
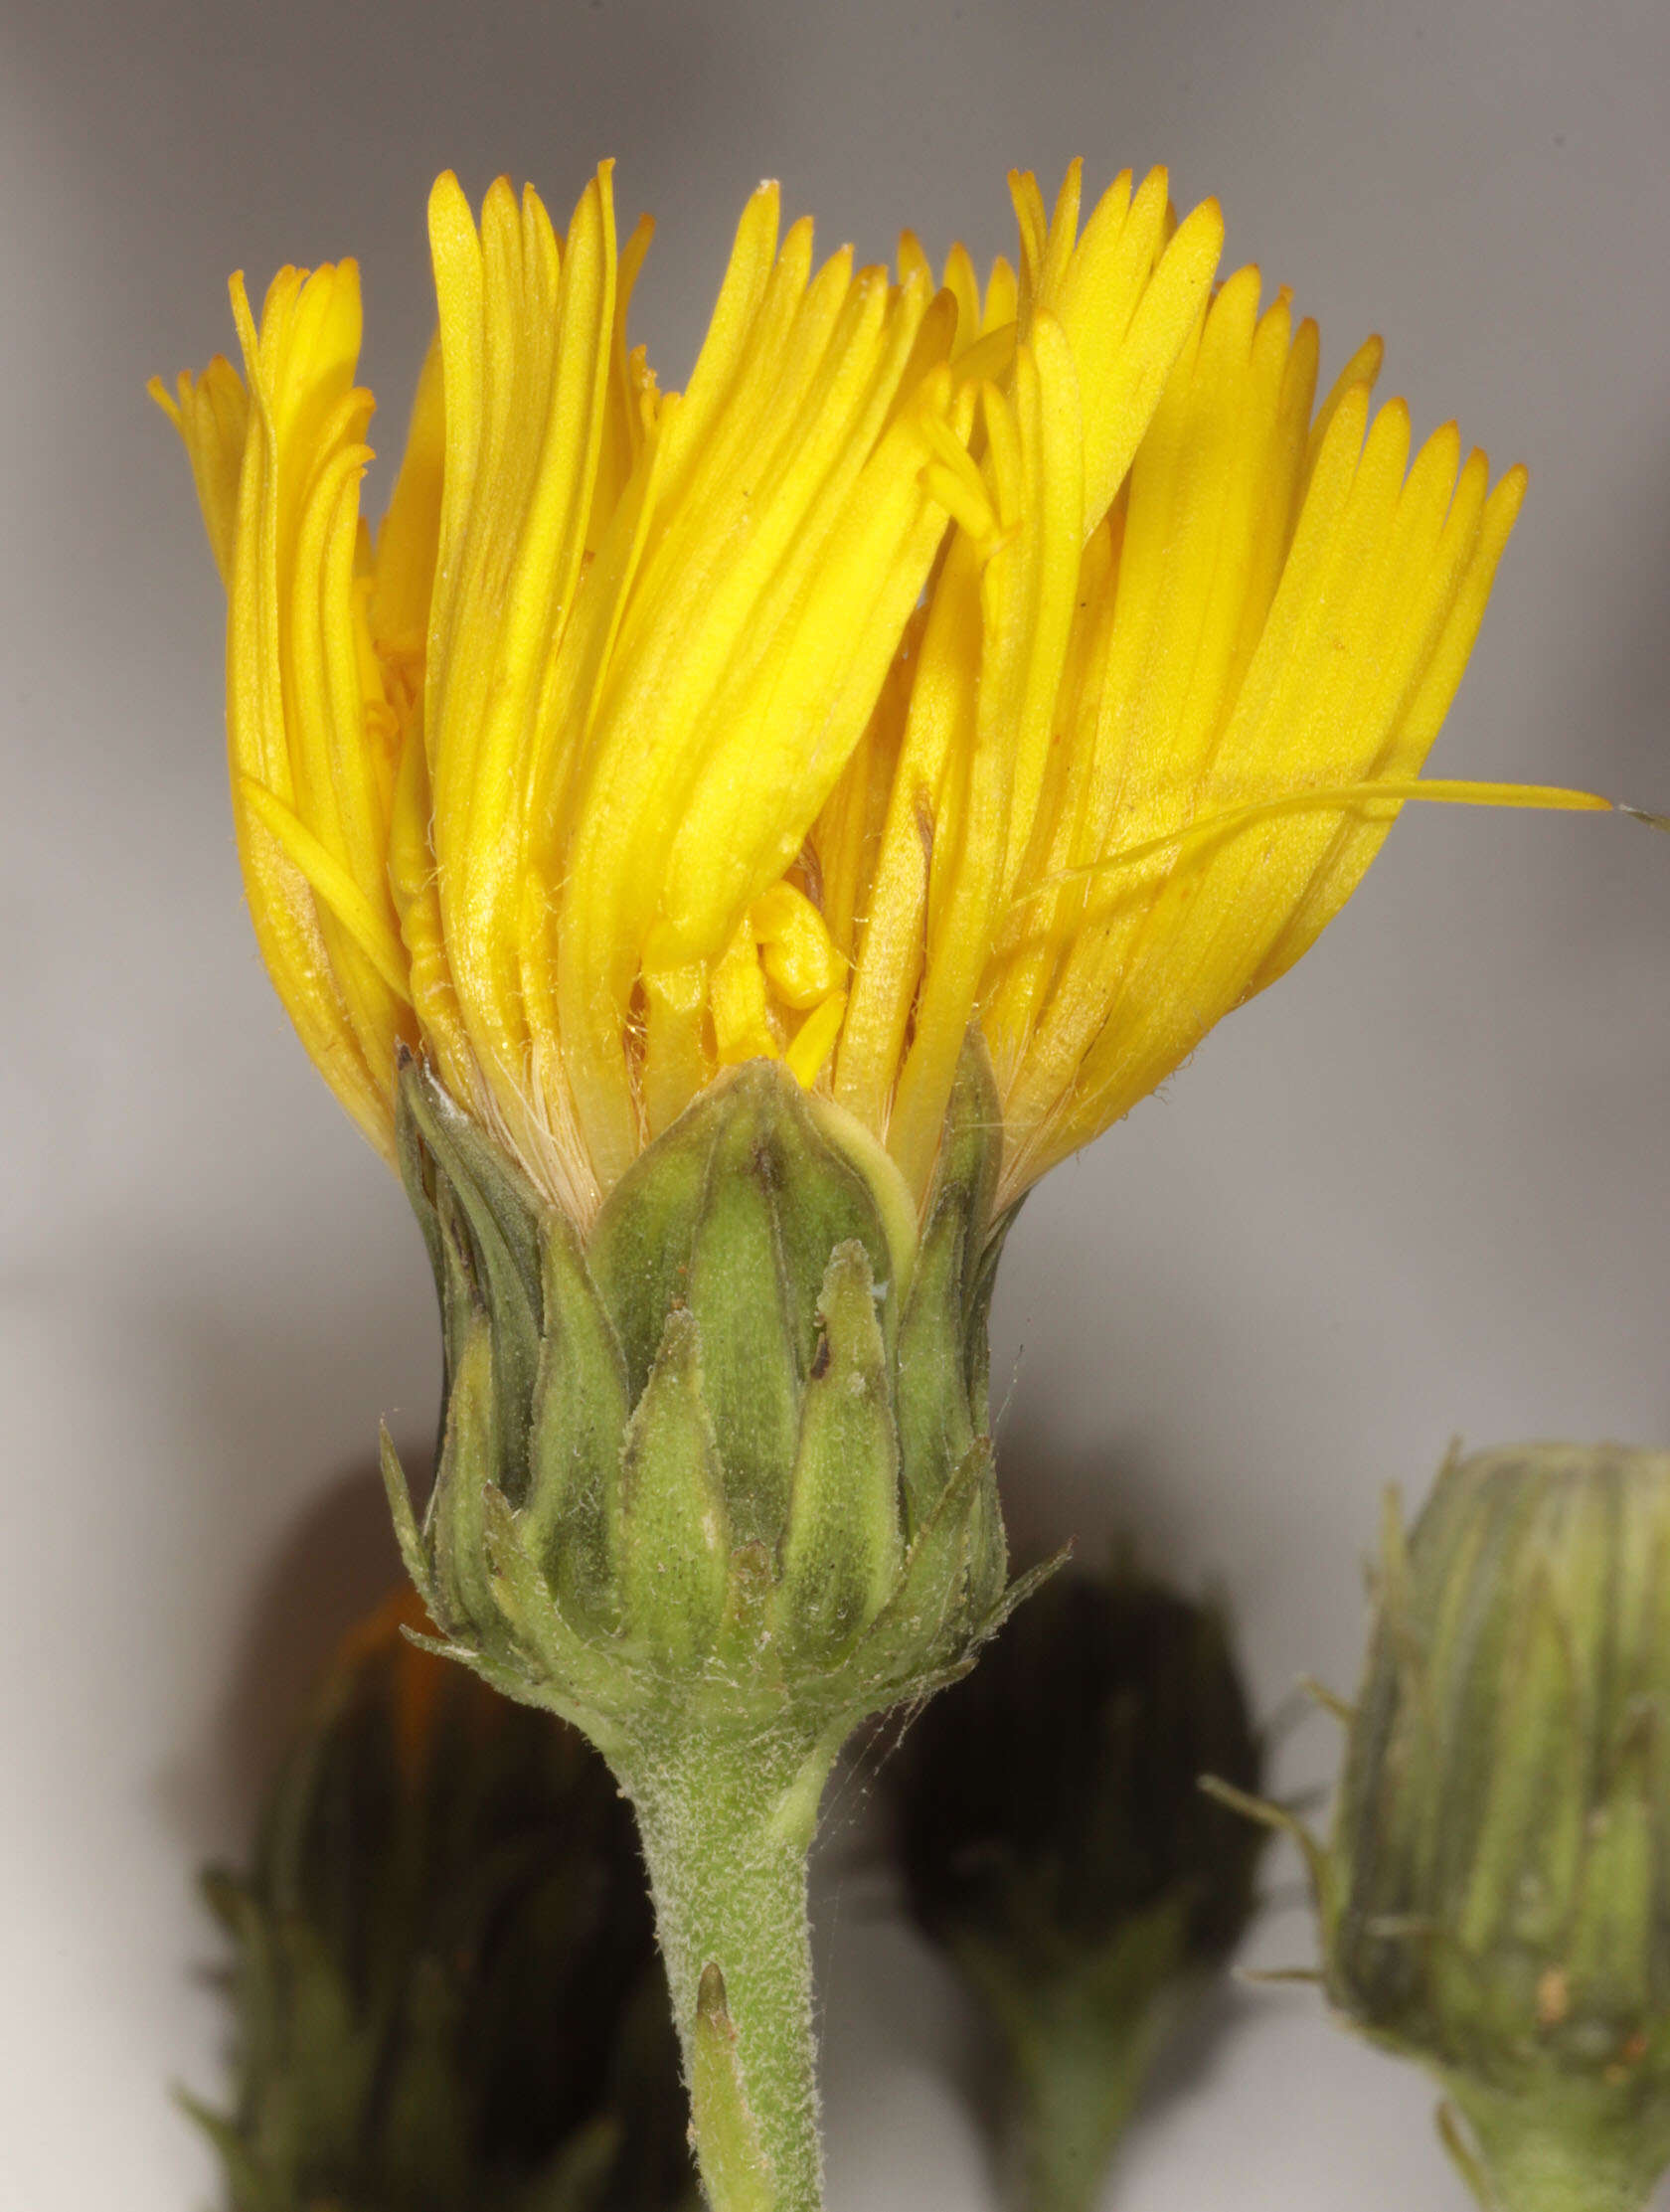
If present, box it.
[156,160,1595,1223]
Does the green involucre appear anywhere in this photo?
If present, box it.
[381,1039,1048,2212]
[383,1039,1032,1748]
[1323,1445,1670,2212]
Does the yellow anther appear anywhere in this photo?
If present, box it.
[783,991,847,1089]
[752,883,845,1009]
[710,922,778,1067]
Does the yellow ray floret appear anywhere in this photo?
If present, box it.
[155,160,1603,1224]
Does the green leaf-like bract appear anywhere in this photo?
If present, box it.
[386,1042,1032,1744]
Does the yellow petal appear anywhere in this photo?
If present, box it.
[149,357,250,586]
[711,924,779,1066]
[1053,169,1225,535]
[372,329,444,650]
[157,160,1581,1229]
[221,258,412,1154]
[425,167,619,1147]
[752,883,845,1008]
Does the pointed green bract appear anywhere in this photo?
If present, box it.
[685,1091,804,1545]
[400,1056,545,1497]
[619,1308,733,1667]
[780,1241,903,1659]
[692,1966,775,2212]
[894,1040,1005,1531]
[525,1209,632,1627]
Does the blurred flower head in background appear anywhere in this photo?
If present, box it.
[191,1585,696,2212]
[1319,1446,1670,2212]
[155,158,1577,1226]
[894,1553,1264,1984]
[890,1552,1266,2212]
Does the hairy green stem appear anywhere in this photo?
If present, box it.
[619,1719,839,2212]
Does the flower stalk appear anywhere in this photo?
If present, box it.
[625,1721,835,2212]
[1000,1960,1174,2212]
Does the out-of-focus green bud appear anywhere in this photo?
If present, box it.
[382,1040,1026,1751]
[1319,1445,1670,2212]
[890,1556,1265,2212]
[186,1588,697,2212]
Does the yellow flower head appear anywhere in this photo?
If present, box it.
[154,160,1599,1225]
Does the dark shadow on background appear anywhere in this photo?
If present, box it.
[817,1772,1271,2211]
[208,1459,416,1832]
[819,1414,1210,1878]
[156,1454,427,1861]
[993,1415,1210,1587]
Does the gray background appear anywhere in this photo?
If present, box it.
[4,0,1668,2204]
